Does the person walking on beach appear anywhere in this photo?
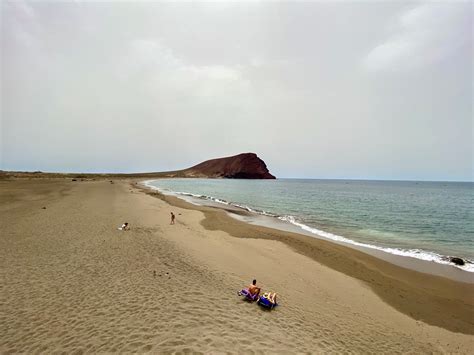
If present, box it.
[170,212,175,225]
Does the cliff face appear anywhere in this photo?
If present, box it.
[182,153,276,179]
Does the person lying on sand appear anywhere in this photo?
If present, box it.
[248,279,261,297]
[118,222,130,231]
[265,292,277,304]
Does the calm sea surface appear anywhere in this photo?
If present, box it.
[145,179,474,272]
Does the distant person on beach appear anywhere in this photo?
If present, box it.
[170,212,175,225]
[118,222,130,231]
[248,279,261,297]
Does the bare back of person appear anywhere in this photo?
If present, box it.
[248,283,260,296]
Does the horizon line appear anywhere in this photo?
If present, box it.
[1,169,472,183]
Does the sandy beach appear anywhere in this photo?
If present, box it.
[1,178,473,354]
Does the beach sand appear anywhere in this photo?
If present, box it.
[1,179,473,353]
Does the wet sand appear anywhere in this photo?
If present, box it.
[1,179,473,353]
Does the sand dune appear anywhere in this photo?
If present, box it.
[1,179,472,353]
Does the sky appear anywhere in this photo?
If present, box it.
[1,0,472,181]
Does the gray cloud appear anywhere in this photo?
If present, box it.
[1,0,472,181]
[364,2,471,71]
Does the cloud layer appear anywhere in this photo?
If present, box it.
[1,1,472,181]
[365,2,471,71]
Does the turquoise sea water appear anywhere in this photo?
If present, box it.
[145,179,474,272]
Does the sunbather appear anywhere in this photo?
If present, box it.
[265,292,277,304]
[118,222,130,231]
[248,279,261,297]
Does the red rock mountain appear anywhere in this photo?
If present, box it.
[180,153,276,179]
[0,153,275,179]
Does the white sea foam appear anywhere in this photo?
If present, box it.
[142,180,474,273]
[278,215,474,273]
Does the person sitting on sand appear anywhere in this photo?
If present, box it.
[119,222,130,231]
[248,279,261,297]
[170,212,175,225]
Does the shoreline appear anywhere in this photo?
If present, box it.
[138,181,474,335]
[142,180,474,281]
[229,211,474,283]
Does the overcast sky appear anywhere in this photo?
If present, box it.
[1,1,472,181]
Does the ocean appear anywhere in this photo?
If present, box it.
[144,178,474,272]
